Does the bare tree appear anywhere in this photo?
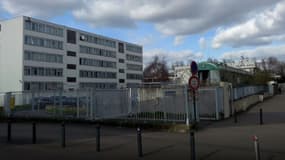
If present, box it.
[143,56,169,82]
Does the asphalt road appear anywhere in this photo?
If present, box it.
[1,94,285,160]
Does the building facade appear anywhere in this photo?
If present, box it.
[0,16,143,92]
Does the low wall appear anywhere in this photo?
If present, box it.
[233,93,271,112]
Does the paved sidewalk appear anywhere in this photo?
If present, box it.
[0,94,285,160]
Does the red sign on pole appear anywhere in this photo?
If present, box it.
[188,76,199,91]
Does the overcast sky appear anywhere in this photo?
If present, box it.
[1,0,285,65]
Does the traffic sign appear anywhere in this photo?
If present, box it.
[191,61,198,75]
[188,76,199,90]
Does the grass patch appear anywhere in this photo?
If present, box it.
[12,104,32,111]
[45,106,86,115]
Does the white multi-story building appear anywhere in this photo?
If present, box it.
[0,16,143,92]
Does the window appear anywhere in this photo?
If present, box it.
[80,83,117,89]
[67,51,76,57]
[79,45,116,58]
[126,44,142,54]
[24,66,63,77]
[119,59,125,63]
[80,70,116,79]
[0,24,1,32]
[127,64,142,71]
[67,30,76,44]
[24,35,63,50]
[79,58,116,68]
[118,42,124,53]
[119,69,125,73]
[67,77,76,82]
[24,20,63,37]
[119,79,125,83]
[127,73,143,80]
[24,82,30,90]
[67,64,76,70]
[24,50,63,63]
[126,54,142,62]
[79,33,116,48]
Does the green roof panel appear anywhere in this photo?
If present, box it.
[198,62,218,71]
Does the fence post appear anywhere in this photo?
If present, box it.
[31,91,35,112]
[32,122,36,144]
[90,88,93,120]
[7,120,11,142]
[53,91,56,116]
[4,92,12,117]
[59,91,63,117]
[190,130,196,160]
[259,108,263,125]
[234,109,237,123]
[253,136,261,160]
[184,86,190,126]
[85,91,89,119]
[37,92,40,112]
[137,127,143,157]
[96,124,101,152]
[76,89,80,118]
[61,122,66,148]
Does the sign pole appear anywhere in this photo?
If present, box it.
[193,90,197,123]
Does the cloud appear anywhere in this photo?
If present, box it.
[1,0,282,38]
[174,36,187,46]
[73,0,136,28]
[212,1,285,48]
[0,0,80,18]
[199,37,207,49]
[221,45,285,60]
[144,49,203,66]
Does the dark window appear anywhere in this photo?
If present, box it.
[119,79,125,83]
[118,42,124,53]
[67,64,76,70]
[24,82,30,90]
[67,30,76,44]
[67,51,76,57]
[67,77,76,82]
[119,69,125,73]
[119,59,125,63]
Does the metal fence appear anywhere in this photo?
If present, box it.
[0,85,267,123]
[233,86,266,100]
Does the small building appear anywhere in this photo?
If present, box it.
[198,62,252,87]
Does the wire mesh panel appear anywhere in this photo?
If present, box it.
[197,88,218,120]
[92,89,129,119]
[133,86,188,123]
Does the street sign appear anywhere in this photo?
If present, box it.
[188,76,199,90]
[191,61,198,75]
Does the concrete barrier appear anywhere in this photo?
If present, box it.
[233,93,271,112]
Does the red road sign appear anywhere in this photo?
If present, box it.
[188,76,199,90]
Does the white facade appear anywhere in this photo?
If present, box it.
[0,16,143,92]
[172,66,191,85]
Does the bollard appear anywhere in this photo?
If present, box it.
[190,131,196,160]
[253,135,261,160]
[234,109,237,123]
[61,122,66,148]
[96,125,101,152]
[137,127,143,157]
[32,122,36,144]
[7,120,11,142]
[259,108,263,125]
